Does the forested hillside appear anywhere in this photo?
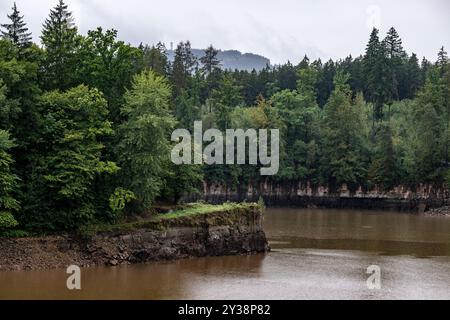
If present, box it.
[0,0,449,233]
[166,48,270,71]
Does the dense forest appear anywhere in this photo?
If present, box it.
[0,0,449,233]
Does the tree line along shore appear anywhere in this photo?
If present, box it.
[0,1,449,236]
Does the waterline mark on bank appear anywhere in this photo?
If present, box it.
[171,121,279,175]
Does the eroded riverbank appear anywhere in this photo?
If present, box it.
[1,208,450,299]
[0,203,268,271]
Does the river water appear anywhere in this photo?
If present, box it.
[1,208,450,299]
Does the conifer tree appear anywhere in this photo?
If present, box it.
[363,28,390,121]
[200,45,220,76]
[436,46,448,75]
[421,57,432,84]
[140,42,168,76]
[383,27,405,59]
[0,2,32,49]
[41,0,79,90]
[404,53,422,98]
[382,27,407,101]
[171,41,197,97]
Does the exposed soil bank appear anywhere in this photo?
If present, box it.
[0,204,268,272]
[197,194,438,212]
[185,183,450,213]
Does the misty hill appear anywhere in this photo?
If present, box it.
[167,49,270,71]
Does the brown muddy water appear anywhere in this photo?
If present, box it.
[1,208,450,300]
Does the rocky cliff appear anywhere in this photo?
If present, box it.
[186,182,450,212]
[0,204,268,271]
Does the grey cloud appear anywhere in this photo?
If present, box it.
[1,0,449,64]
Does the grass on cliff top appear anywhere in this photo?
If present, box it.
[155,202,250,220]
[78,202,261,237]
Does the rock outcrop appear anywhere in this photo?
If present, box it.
[0,204,268,271]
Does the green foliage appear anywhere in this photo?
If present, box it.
[116,70,176,210]
[75,27,142,122]
[79,202,260,235]
[271,63,320,183]
[20,85,116,230]
[138,42,168,76]
[162,162,203,204]
[0,229,30,238]
[368,122,398,189]
[0,3,32,49]
[40,0,79,90]
[0,130,19,212]
[0,5,449,234]
[109,187,136,217]
[200,45,221,76]
[171,41,197,97]
[320,72,369,189]
[0,211,18,229]
[211,73,244,130]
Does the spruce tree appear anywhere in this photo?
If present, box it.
[437,46,448,75]
[382,27,406,101]
[201,45,221,97]
[383,27,405,59]
[171,42,187,97]
[170,41,197,97]
[421,57,432,84]
[404,53,422,98]
[200,45,220,76]
[363,28,383,120]
[41,0,78,90]
[0,2,32,49]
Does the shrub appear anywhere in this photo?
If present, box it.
[0,211,18,229]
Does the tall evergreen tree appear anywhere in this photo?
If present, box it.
[403,53,422,98]
[276,61,297,91]
[436,46,448,75]
[383,27,405,59]
[421,57,432,84]
[316,59,336,107]
[201,45,221,97]
[0,2,32,49]
[363,28,389,121]
[382,27,407,102]
[40,0,79,90]
[200,45,220,76]
[170,41,197,97]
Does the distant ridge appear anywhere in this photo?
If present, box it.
[167,48,270,71]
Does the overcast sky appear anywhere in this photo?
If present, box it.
[1,0,449,64]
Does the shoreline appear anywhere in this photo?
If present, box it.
[189,194,450,213]
[0,203,269,272]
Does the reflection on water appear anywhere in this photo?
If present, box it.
[1,208,450,299]
[265,208,450,257]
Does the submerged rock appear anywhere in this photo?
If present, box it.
[425,206,450,216]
